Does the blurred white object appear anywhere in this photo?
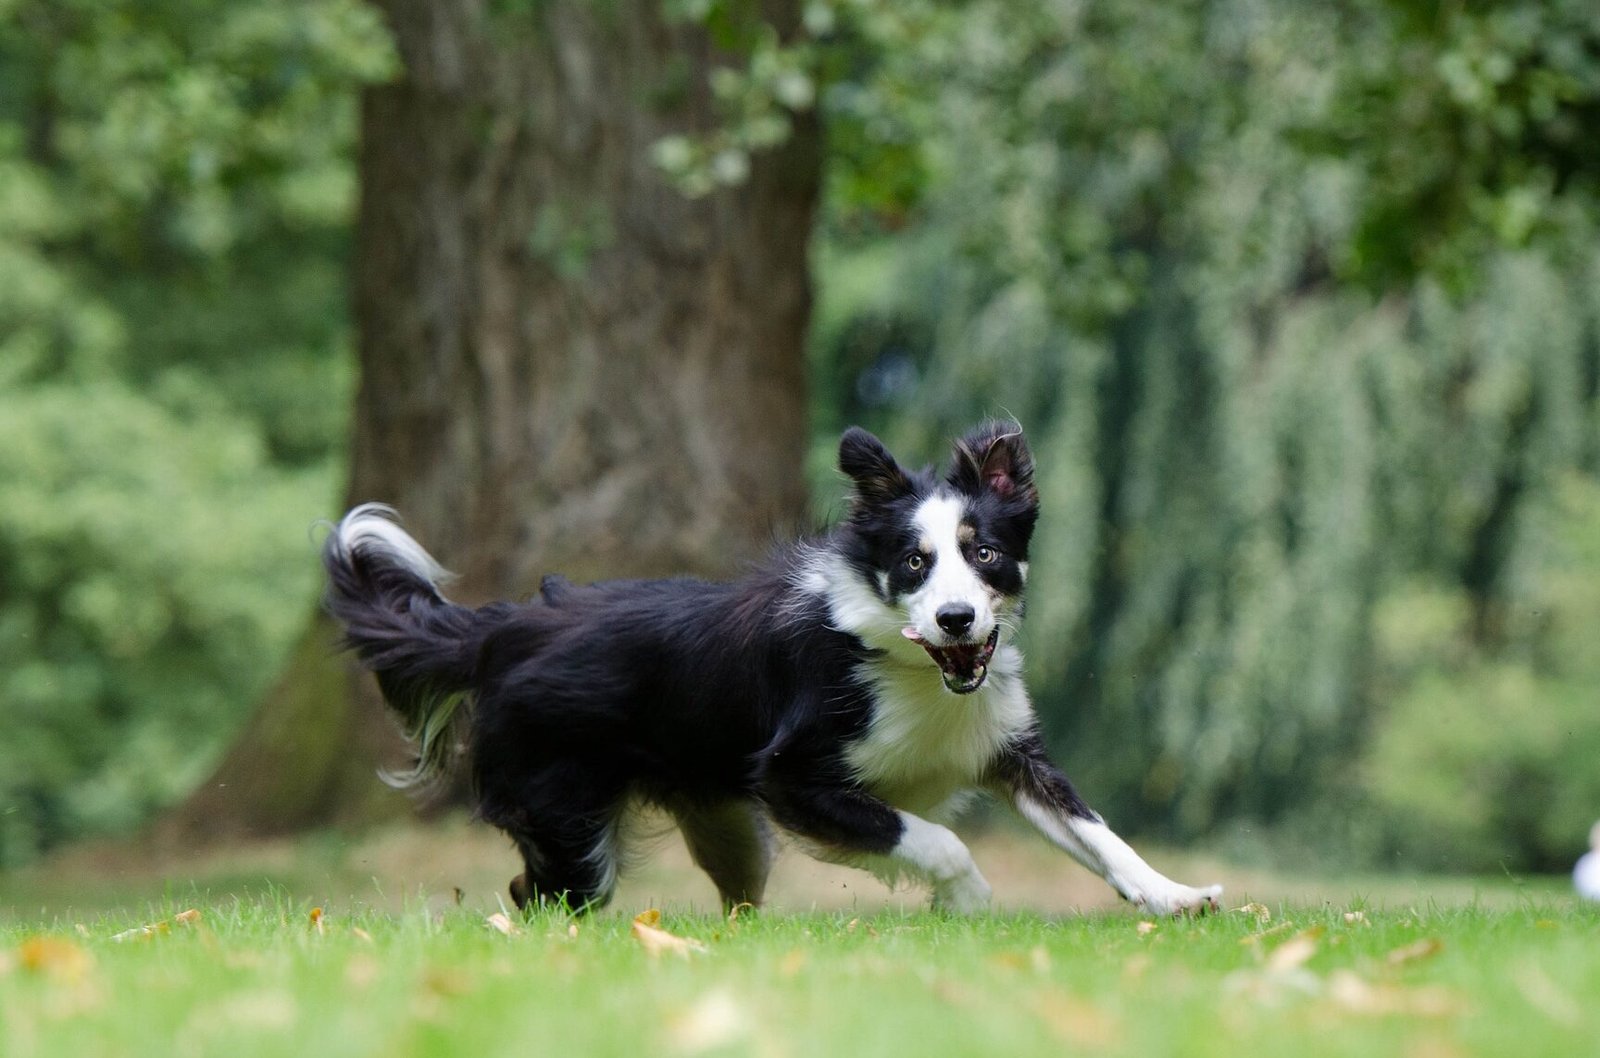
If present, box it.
[1577,821,1600,902]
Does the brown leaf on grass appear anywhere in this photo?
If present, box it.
[109,909,202,945]
[421,966,472,999]
[1233,902,1271,923]
[110,922,170,943]
[1031,990,1121,1048]
[631,910,708,958]
[345,954,381,990]
[1241,921,1294,947]
[1385,938,1443,967]
[1327,970,1460,1017]
[485,913,522,937]
[17,937,94,981]
[1265,927,1324,974]
[1511,962,1581,1026]
[987,951,1028,973]
[668,988,750,1054]
[309,907,326,935]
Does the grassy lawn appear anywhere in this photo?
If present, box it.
[3,821,1597,1057]
[4,900,1598,1057]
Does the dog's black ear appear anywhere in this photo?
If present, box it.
[948,420,1036,505]
[840,426,912,506]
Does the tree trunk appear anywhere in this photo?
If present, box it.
[161,0,820,844]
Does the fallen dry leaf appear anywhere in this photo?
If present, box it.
[110,921,170,943]
[1031,990,1121,1047]
[1222,966,1320,1007]
[1385,938,1443,967]
[309,907,326,936]
[1265,928,1324,974]
[485,913,522,937]
[1511,962,1581,1026]
[1327,970,1460,1017]
[345,954,381,990]
[1136,920,1158,936]
[1342,910,1368,926]
[352,926,375,945]
[17,937,93,981]
[421,966,471,998]
[1233,902,1271,923]
[110,909,200,945]
[987,951,1029,973]
[631,910,708,958]
[668,988,749,1053]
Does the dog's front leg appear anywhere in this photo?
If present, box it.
[764,781,992,912]
[990,733,1222,915]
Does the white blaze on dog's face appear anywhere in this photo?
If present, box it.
[834,423,1040,694]
[904,492,996,646]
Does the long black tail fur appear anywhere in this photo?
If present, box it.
[322,504,479,788]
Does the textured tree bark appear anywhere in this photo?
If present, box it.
[161,0,820,843]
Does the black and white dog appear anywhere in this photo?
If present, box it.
[322,422,1221,915]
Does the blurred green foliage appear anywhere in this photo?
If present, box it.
[809,0,1600,872]
[4,0,1598,875]
[0,0,392,863]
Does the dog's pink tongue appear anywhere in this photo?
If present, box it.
[901,627,924,642]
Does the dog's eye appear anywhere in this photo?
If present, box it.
[905,553,925,572]
[975,545,998,564]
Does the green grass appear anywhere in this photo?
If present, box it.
[4,896,1598,1057]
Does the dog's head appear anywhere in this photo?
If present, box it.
[835,421,1039,694]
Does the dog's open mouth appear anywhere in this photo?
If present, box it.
[901,626,1000,694]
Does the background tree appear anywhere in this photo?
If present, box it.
[163,0,823,840]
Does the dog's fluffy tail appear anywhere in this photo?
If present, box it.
[322,503,478,790]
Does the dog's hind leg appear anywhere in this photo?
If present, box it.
[481,765,625,914]
[673,800,776,911]
[988,731,1222,916]
[506,819,621,914]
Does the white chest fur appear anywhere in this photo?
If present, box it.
[845,644,1033,819]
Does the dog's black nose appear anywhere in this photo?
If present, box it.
[936,604,975,637]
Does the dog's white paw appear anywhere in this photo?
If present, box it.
[1129,881,1223,917]
[931,870,993,914]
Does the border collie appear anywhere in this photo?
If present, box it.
[322,421,1222,915]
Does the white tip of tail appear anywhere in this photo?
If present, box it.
[337,503,454,588]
